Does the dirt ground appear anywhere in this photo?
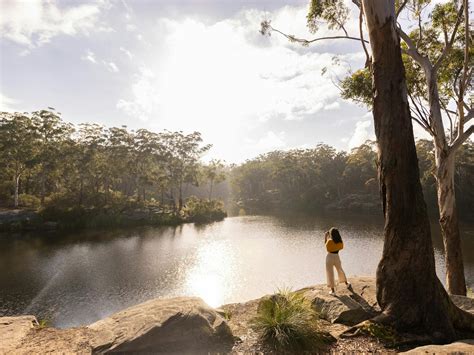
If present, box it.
[221,299,398,354]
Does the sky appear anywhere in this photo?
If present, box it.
[0,0,428,162]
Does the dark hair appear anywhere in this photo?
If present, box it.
[329,227,343,244]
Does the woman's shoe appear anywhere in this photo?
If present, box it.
[329,290,335,295]
[346,283,353,290]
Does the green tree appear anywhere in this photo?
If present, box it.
[161,131,211,211]
[0,112,39,207]
[31,109,74,205]
[202,159,226,200]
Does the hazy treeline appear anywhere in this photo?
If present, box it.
[0,110,225,214]
[1,110,472,222]
[230,141,474,220]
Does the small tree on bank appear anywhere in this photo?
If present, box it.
[202,159,226,200]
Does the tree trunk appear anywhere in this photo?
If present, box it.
[178,182,183,211]
[209,180,214,200]
[425,65,466,296]
[435,147,466,295]
[14,173,20,208]
[399,13,468,296]
[424,67,466,296]
[362,0,474,341]
[40,170,46,206]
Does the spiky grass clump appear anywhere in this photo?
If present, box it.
[251,289,330,351]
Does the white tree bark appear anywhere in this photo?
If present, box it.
[398,16,470,295]
[14,174,20,208]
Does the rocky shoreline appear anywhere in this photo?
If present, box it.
[1,277,473,354]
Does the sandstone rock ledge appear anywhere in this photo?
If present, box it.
[1,277,473,354]
[1,297,234,354]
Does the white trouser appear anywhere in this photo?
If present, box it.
[326,253,347,289]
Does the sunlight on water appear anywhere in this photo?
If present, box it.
[185,241,236,307]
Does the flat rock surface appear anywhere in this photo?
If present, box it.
[88,296,234,353]
[2,277,473,354]
[0,316,38,353]
[299,276,379,325]
[401,339,474,354]
[2,297,233,354]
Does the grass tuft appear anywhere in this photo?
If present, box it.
[251,288,333,351]
[359,321,397,345]
[37,318,50,329]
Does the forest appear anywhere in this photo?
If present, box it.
[231,140,473,219]
[1,109,473,226]
[0,110,227,228]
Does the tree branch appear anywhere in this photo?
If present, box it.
[398,26,432,71]
[359,6,371,68]
[440,100,455,143]
[450,125,474,152]
[434,3,464,70]
[457,0,470,136]
[408,91,435,136]
[396,0,409,19]
[465,109,474,124]
[267,25,369,46]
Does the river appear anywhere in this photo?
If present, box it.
[1,213,473,328]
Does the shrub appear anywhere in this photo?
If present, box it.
[184,196,227,223]
[18,194,41,209]
[251,289,331,351]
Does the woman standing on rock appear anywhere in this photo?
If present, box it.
[325,227,351,295]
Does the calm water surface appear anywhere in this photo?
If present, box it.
[1,214,473,328]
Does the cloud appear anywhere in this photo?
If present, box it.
[82,50,97,64]
[118,6,356,128]
[255,131,286,152]
[120,47,133,60]
[113,4,366,162]
[324,101,340,110]
[117,67,158,120]
[81,50,119,72]
[103,61,119,72]
[0,0,109,48]
[126,24,137,32]
[348,119,374,149]
[0,93,20,112]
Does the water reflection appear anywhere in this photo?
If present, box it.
[185,240,236,307]
[0,214,473,328]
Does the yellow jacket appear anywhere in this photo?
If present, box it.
[326,239,343,253]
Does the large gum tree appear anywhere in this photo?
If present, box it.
[263,0,473,296]
[262,0,474,340]
[360,0,473,339]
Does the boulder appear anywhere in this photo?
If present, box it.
[401,339,474,354]
[0,316,38,353]
[299,276,379,326]
[88,297,234,354]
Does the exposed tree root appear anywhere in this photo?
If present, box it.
[340,288,474,347]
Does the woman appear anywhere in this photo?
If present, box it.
[325,227,351,295]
